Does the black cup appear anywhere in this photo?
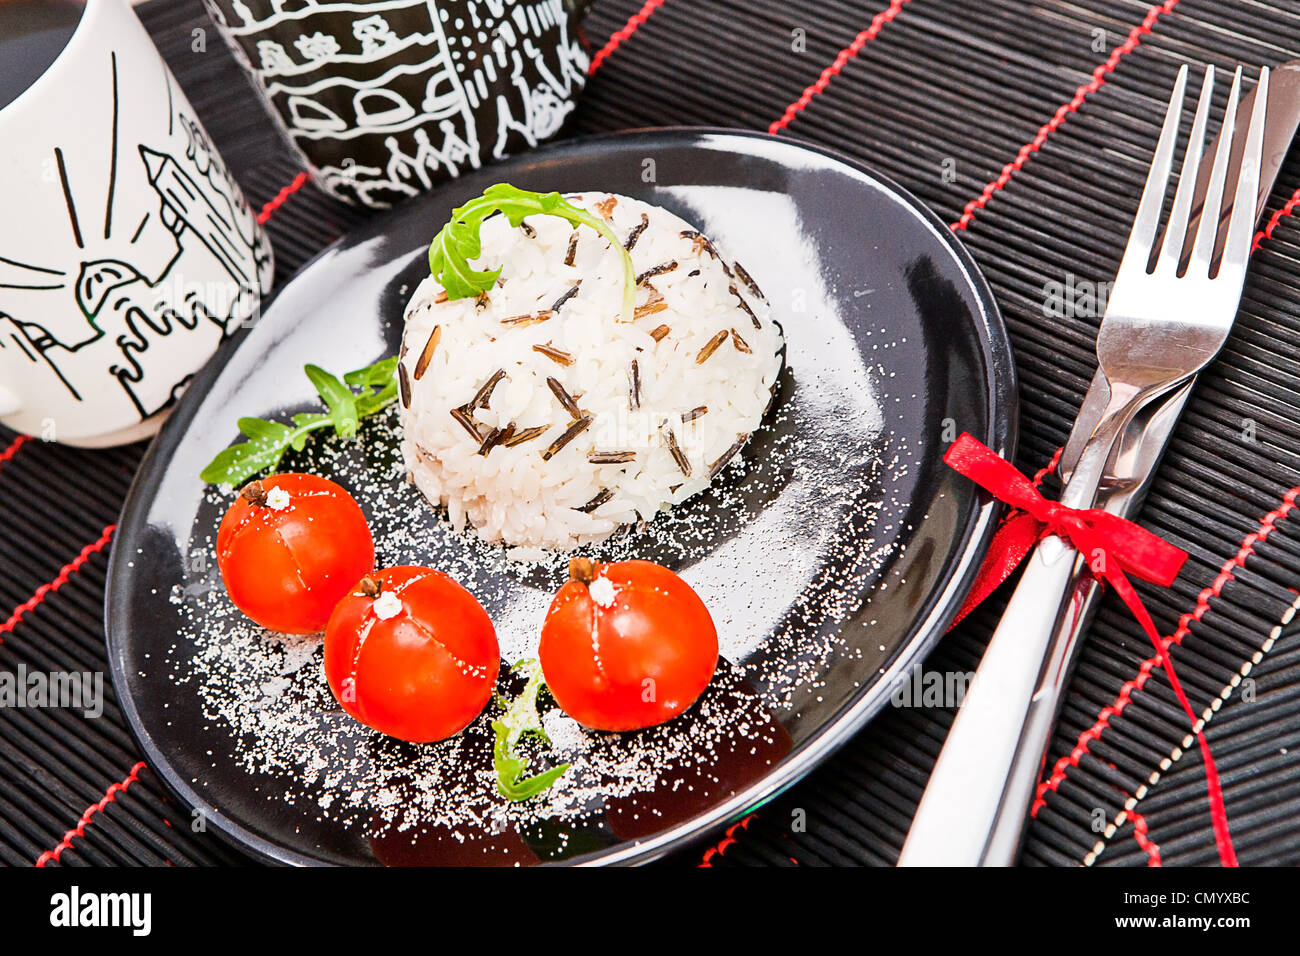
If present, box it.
[203,0,595,208]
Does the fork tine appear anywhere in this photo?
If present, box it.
[1219,67,1269,277]
[1120,64,1187,276]
[1190,67,1243,270]
[1157,67,1215,272]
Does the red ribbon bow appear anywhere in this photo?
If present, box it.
[944,433,1237,867]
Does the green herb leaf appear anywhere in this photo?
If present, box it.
[304,363,359,438]
[343,356,398,389]
[428,183,636,320]
[236,417,291,443]
[198,438,287,486]
[492,659,570,802]
[199,357,400,486]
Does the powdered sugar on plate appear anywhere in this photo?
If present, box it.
[165,312,915,858]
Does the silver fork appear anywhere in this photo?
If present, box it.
[898,62,1269,867]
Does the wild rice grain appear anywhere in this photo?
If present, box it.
[731,328,752,354]
[731,285,761,329]
[478,423,512,456]
[469,369,507,410]
[450,406,482,441]
[573,488,613,512]
[552,281,582,311]
[546,377,582,418]
[708,434,748,479]
[398,363,412,408]
[696,330,729,364]
[542,415,593,461]
[735,262,763,298]
[500,310,553,327]
[625,213,649,251]
[532,343,574,366]
[589,451,637,464]
[413,324,441,380]
[664,428,692,477]
[502,424,548,447]
[636,261,677,285]
[682,405,708,423]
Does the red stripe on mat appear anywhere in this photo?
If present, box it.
[769,0,912,135]
[0,433,29,471]
[952,0,1181,231]
[1254,182,1300,251]
[1130,809,1162,866]
[699,814,754,866]
[588,0,666,75]
[35,762,147,867]
[256,171,311,225]
[0,525,115,644]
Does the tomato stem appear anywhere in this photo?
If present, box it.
[240,479,268,507]
[568,556,598,585]
[359,575,383,597]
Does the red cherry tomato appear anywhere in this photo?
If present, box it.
[539,558,718,731]
[324,566,500,743]
[216,473,375,634]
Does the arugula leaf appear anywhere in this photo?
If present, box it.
[428,183,636,321]
[344,356,398,389]
[492,659,570,802]
[199,357,399,486]
[304,363,359,438]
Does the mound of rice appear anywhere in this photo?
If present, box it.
[397,191,783,551]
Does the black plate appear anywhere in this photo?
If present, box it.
[106,128,1016,866]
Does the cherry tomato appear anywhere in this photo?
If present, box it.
[324,566,500,743]
[539,558,718,731]
[216,473,375,634]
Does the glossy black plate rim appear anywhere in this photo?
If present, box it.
[106,126,1017,867]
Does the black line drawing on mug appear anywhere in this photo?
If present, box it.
[0,50,273,424]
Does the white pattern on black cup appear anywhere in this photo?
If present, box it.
[202,0,593,208]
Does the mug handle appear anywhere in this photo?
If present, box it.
[0,386,22,418]
[566,0,596,23]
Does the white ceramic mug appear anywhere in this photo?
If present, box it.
[0,0,275,447]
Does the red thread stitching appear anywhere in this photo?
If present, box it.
[256,171,311,225]
[698,814,754,866]
[0,525,115,644]
[35,761,147,867]
[951,0,1180,232]
[769,0,912,135]
[1129,809,1162,866]
[1253,182,1300,252]
[588,0,666,75]
[0,433,29,470]
[1034,486,1300,811]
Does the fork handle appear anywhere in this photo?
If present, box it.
[897,535,1100,866]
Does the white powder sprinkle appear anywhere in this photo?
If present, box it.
[372,591,403,620]
[588,575,617,608]
[541,710,588,754]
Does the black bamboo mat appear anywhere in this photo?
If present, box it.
[3,0,1300,868]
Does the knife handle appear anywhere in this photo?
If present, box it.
[897,535,1100,866]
